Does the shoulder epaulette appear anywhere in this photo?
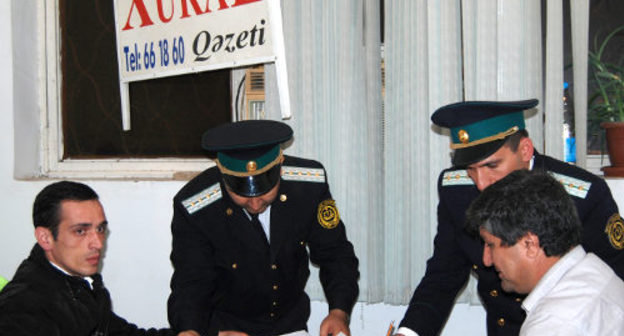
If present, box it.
[281,166,326,183]
[182,183,222,214]
[548,172,591,199]
[441,169,474,186]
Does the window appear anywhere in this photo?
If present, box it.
[40,0,235,179]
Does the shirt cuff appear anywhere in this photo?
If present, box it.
[396,327,419,336]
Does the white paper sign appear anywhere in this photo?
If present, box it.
[113,0,291,129]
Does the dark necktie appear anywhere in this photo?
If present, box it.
[250,213,269,245]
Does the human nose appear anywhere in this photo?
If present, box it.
[89,231,104,250]
[473,169,492,191]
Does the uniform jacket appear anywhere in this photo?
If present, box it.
[168,155,359,336]
[400,152,623,336]
[0,244,174,336]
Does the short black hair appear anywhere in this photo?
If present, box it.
[32,181,99,239]
[503,129,529,152]
[466,170,581,257]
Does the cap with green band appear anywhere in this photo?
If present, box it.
[202,120,293,197]
[431,99,539,167]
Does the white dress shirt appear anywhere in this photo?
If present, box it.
[521,246,624,336]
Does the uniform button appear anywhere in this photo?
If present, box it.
[489,290,498,297]
[273,301,278,306]
[271,264,277,270]
[515,297,523,302]
[497,318,505,327]
[300,241,305,246]
[232,263,237,269]
[472,264,478,270]
[273,285,278,290]
[270,313,275,317]
[226,208,233,216]
[280,194,287,202]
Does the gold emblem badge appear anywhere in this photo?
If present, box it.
[458,129,470,144]
[605,214,624,250]
[246,161,257,172]
[317,199,340,229]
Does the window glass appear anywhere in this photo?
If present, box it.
[60,0,231,159]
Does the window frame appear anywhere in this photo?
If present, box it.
[39,0,221,180]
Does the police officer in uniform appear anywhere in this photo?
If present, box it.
[396,99,624,336]
[168,120,359,336]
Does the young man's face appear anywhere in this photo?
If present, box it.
[480,229,533,294]
[40,200,108,277]
[226,182,280,215]
[466,138,533,191]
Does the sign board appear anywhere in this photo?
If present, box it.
[113,0,291,130]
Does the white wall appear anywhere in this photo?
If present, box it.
[1,2,623,336]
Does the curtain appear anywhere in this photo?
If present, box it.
[385,0,545,305]
[267,0,588,305]
[267,0,384,301]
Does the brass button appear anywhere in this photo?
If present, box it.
[300,241,305,246]
[273,285,278,290]
[489,290,498,297]
[515,297,523,302]
[472,264,478,270]
[271,264,277,270]
[280,194,287,202]
[226,208,233,216]
[231,263,237,269]
[270,313,275,317]
[273,301,277,306]
[497,318,505,327]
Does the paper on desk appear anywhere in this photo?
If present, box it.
[277,331,346,336]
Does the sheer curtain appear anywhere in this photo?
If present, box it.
[266,0,384,301]
[266,0,589,305]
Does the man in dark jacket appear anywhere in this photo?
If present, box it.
[396,100,623,336]
[168,120,359,336]
[0,181,191,336]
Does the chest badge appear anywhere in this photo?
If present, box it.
[317,199,340,229]
[605,213,624,250]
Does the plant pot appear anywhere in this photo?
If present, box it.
[601,121,624,177]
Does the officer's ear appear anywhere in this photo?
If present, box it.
[35,227,55,252]
[518,137,534,163]
[521,232,541,259]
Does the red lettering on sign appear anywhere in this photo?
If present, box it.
[157,0,175,23]
[231,0,262,7]
[121,0,264,31]
[122,0,154,30]
[180,0,209,18]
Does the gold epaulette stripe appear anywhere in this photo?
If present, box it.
[281,166,325,183]
[182,183,222,214]
[548,172,591,199]
[441,170,474,186]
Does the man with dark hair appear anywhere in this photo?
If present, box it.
[168,120,359,336]
[466,170,624,335]
[396,99,623,336]
[0,181,190,336]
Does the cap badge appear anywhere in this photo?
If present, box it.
[458,129,470,144]
[317,199,340,229]
[246,161,257,172]
[605,213,624,250]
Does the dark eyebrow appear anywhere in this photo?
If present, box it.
[471,158,502,169]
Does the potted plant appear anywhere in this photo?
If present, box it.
[588,24,624,177]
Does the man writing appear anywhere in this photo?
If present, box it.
[396,99,623,335]
[466,170,624,335]
[0,181,191,336]
[168,120,359,336]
